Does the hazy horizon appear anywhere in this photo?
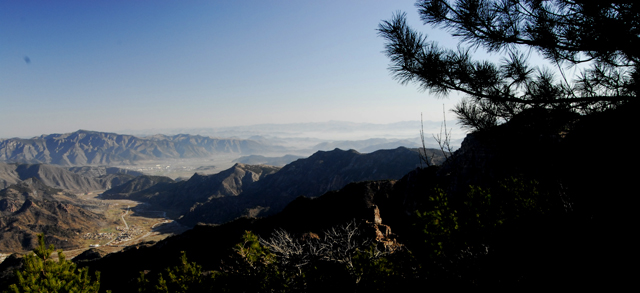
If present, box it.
[0,119,466,145]
[1,1,539,139]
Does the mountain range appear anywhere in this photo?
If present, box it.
[179,147,439,225]
[311,138,421,153]
[0,130,275,166]
[0,143,442,254]
[99,147,445,226]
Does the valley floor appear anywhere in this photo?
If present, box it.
[2,190,190,261]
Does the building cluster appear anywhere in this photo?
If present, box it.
[82,232,116,241]
[109,225,144,246]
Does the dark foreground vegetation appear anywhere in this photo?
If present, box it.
[2,0,637,292]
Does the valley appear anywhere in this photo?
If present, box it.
[54,191,189,260]
[0,188,188,259]
[0,129,447,263]
[106,156,239,180]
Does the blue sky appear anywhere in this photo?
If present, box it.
[1,0,502,138]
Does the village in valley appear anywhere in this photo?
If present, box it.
[65,192,188,258]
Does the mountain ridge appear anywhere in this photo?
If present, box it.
[0,162,138,192]
[101,163,281,215]
[0,130,276,166]
[178,147,445,225]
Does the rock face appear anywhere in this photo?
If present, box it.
[0,178,107,252]
[179,147,423,226]
[0,130,272,166]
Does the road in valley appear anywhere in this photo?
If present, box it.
[62,198,188,259]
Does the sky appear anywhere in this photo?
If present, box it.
[1,0,514,139]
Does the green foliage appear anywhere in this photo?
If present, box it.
[462,177,557,226]
[131,229,420,292]
[128,224,434,293]
[161,251,205,293]
[136,271,148,293]
[352,245,420,292]
[137,251,208,293]
[351,245,395,286]
[416,187,459,257]
[416,177,556,257]
[7,234,101,293]
[135,231,284,293]
[214,230,284,292]
[234,230,275,266]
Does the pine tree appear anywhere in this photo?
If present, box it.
[379,0,638,130]
[152,252,207,293]
[7,234,101,293]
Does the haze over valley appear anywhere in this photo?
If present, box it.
[0,120,463,179]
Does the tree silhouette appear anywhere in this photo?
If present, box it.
[379,0,638,130]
